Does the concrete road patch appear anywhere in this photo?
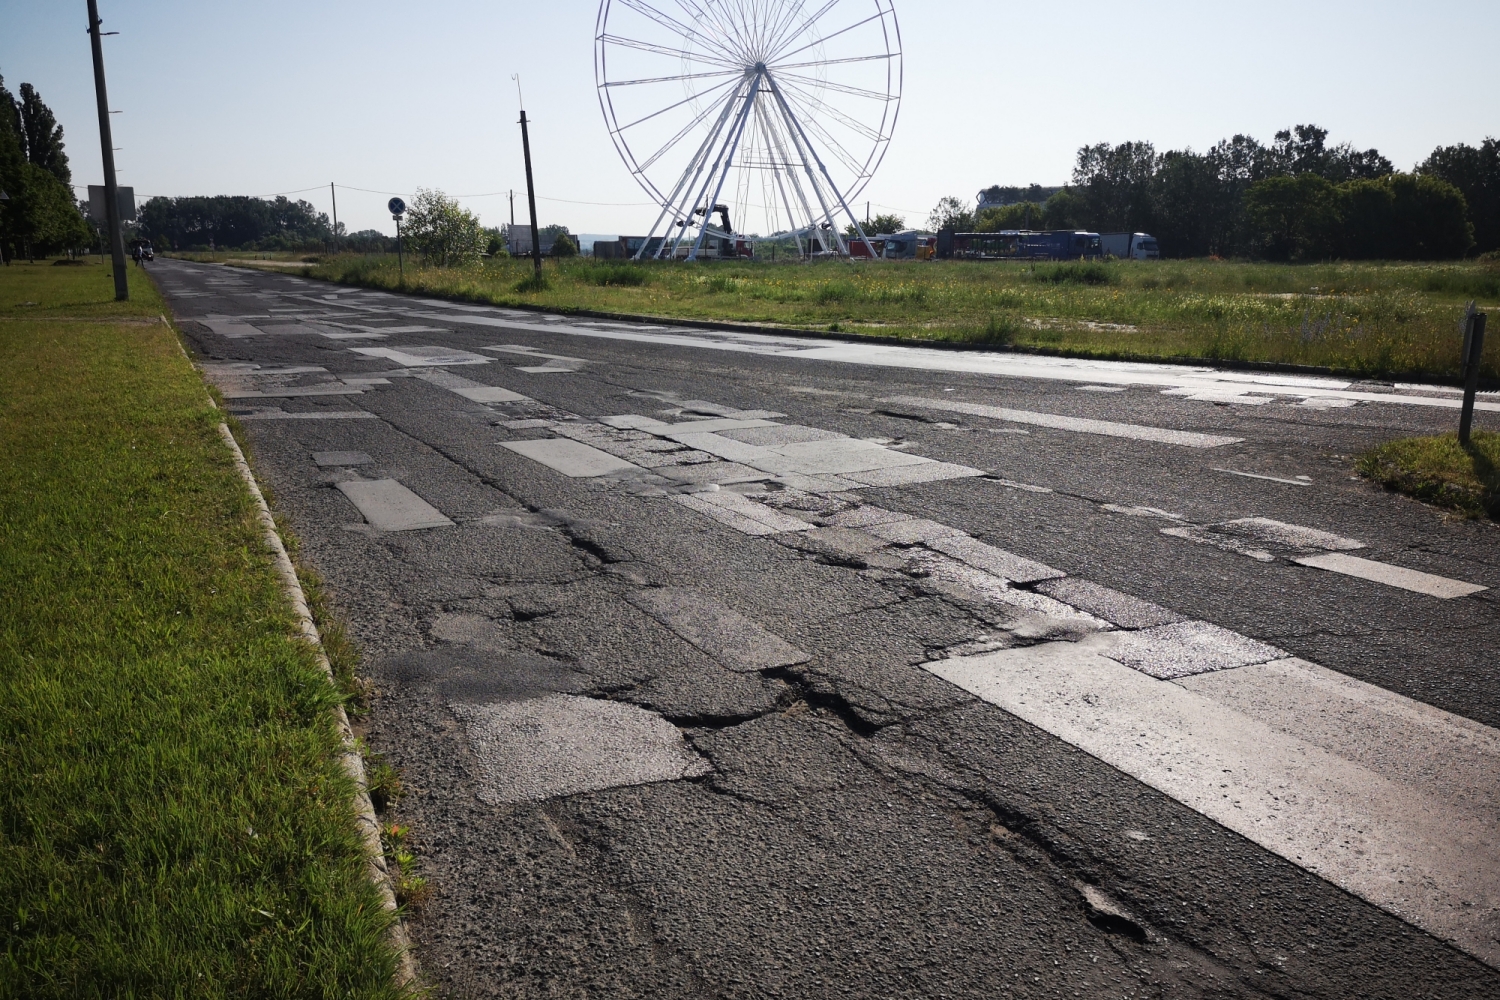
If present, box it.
[1102,621,1287,679]
[312,451,372,467]
[1294,553,1488,599]
[335,479,454,531]
[453,695,711,804]
[626,588,811,672]
[500,439,642,478]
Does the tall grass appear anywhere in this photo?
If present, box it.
[286,253,1500,378]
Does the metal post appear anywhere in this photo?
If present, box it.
[330,182,338,253]
[1460,312,1486,446]
[395,216,404,283]
[519,109,543,279]
[86,0,128,300]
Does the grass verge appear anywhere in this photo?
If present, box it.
[259,253,1500,380]
[0,260,406,997]
[1358,431,1500,519]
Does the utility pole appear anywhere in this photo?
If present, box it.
[514,75,543,280]
[330,182,339,253]
[86,0,128,300]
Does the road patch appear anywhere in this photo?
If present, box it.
[927,638,1500,968]
[453,695,711,804]
[1293,552,1488,599]
[500,438,642,478]
[626,588,810,672]
[880,395,1244,448]
[335,479,455,531]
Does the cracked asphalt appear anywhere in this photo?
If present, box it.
[157,258,1500,998]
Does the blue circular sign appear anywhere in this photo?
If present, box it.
[388,197,406,216]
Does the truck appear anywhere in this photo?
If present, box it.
[1099,232,1160,260]
[936,230,1103,260]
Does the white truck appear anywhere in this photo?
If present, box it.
[1099,232,1160,260]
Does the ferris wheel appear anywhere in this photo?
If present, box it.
[594,0,902,260]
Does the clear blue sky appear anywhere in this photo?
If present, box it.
[3,1,1496,236]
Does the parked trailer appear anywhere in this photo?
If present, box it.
[1099,232,1160,260]
[936,230,1102,260]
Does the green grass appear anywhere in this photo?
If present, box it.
[1359,431,1500,519]
[0,260,406,997]
[272,254,1500,379]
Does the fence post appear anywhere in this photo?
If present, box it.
[1459,311,1486,446]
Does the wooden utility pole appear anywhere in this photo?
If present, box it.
[86,0,128,300]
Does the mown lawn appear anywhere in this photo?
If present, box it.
[0,261,405,998]
[270,253,1500,380]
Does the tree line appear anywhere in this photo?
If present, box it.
[929,125,1499,261]
[0,72,90,260]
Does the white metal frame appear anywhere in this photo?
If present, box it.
[595,0,901,261]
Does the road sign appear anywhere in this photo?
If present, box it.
[88,184,136,224]
[388,197,406,217]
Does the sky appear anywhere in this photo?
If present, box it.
[3,1,1497,238]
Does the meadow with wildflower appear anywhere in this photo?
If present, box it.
[243,254,1500,379]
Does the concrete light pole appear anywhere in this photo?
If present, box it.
[86,0,128,300]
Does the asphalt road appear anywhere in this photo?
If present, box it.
[156,258,1500,999]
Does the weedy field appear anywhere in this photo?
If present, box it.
[261,254,1500,380]
[0,261,406,998]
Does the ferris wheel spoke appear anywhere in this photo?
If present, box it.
[775,86,869,175]
[671,0,749,59]
[776,79,885,143]
[773,70,893,102]
[601,33,741,69]
[602,67,743,88]
[635,85,740,171]
[762,0,814,58]
[771,52,895,71]
[615,74,738,133]
[769,9,889,65]
[613,0,742,63]
[767,0,838,56]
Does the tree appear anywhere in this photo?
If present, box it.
[1265,124,1391,183]
[1073,141,1158,233]
[17,83,70,186]
[974,202,1043,232]
[1041,189,1086,230]
[1421,139,1500,254]
[1383,173,1472,259]
[0,75,87,259]
[1243,174,1342,260]
[846,212,906,237]
[137,195,331,250]
[926,195,973,233]
[402,188,485,266]
[551,232,577,257]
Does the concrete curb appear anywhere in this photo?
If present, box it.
[157,300,418,988]
[216,422,419,988]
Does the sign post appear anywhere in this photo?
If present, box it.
[389,197,406,284]
[1459,301,1487,446]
